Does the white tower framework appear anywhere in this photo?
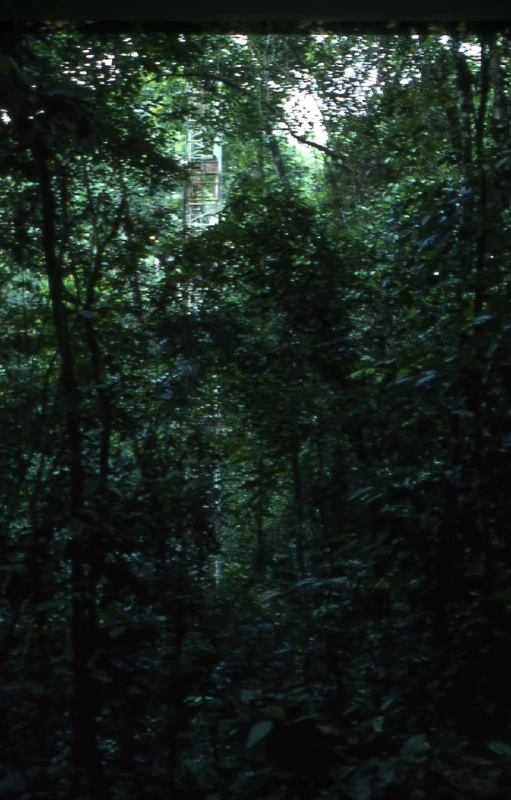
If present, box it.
[183,92,222,235]
[182,88,224,583]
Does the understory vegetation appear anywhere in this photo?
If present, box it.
[1,21,511,800]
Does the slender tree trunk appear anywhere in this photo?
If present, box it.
[452,34,475,172]
[291,445,305,579]
[32,131,111,800]
[472,35,494,629]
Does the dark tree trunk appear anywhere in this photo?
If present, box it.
[32,130,111,800]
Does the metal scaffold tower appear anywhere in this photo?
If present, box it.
[183,92,222,235]
[181,88,224,583]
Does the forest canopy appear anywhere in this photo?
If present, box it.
[1,23,511,800]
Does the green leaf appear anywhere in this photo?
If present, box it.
[347,771,371,800]
[496,154,511,169]
[92,670,113,684]
[372,716,384,732]
[35,600,62,612]
[487,742,511,757]
[247,720,273,748]
[260,590,283,602]
[485,342,499,359]
[293,578,318,590]
[240,689,260,703]
[109,625,128,638]
[0,54,15,75]
[415,371,436,387]
[400,734,430,757]
[473,314,495,326]
[265,704,286,719]
[323,577,349,587]
[348,367,376,379]
[347,487,373,501]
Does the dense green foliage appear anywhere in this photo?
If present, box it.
[1,23,511,800]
